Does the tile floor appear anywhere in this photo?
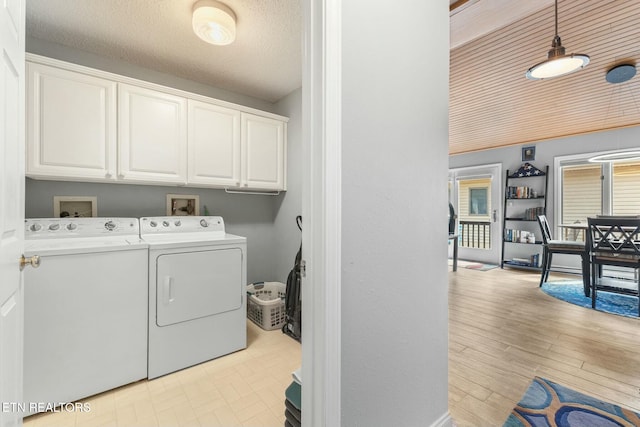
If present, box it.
[24,321,301,427]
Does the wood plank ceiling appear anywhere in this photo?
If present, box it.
[449,0,640,155]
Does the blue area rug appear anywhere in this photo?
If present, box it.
[504,377,640,427]
[541,280,638,319]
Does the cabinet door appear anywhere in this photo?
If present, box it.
[118,84,187,184]
[187,100,241,187]
[241,113,286,190]
[26,63,117,180]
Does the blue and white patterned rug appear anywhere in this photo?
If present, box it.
[504,377,640,427]
[541,280,638,318]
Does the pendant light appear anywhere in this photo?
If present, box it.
[525,0,589,80]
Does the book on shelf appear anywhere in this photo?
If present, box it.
[506,186,540,199]
[531,253,539,267]
[504,229,536,243]
[508,254,539,267]
[523,206,544,220]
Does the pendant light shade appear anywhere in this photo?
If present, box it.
[192,0,236,46]
[526,0,589,80]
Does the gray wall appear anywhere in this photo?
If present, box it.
[24,39,304,285]
[273,88,303,283]
[25,179,279,283]
[340,1,450,425]
[450,126,640,229]
[450,126,640,269]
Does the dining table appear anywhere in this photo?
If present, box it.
[557,222,588,242]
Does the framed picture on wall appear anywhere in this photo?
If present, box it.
[522,146,536,161]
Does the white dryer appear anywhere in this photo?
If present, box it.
[23,218,148,413]
[140,216,247,379]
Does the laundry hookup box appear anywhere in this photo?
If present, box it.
[246,282,287,330]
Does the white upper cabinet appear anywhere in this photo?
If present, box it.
[26,62,117,180]
[118,84,188,185]
[187,100,241,187]
[241,113,287,191]
[25,56,288,191]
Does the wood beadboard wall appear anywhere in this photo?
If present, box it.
[450,0,640,154]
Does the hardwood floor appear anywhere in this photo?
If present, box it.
[449,265,640,426]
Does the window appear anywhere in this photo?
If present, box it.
[612,162,640,215]
[469,188,488,215]
[561,164,601,224]
[457,178,491,221]
[558,154,640,227]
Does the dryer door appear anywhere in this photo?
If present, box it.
[156,248,242,327]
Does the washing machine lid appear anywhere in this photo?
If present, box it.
[25,236,147,256]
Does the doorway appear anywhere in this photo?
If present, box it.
[449,164,502,265]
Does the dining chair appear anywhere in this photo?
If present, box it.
[537,215,590,295]
[586,217,640,316]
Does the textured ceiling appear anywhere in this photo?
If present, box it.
[26,0,302,103]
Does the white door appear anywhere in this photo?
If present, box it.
[0,0,26,426]
[187,100,241,187]
[241,113,286,190]
[450,164,502,264]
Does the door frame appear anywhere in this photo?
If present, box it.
[301,0,342,425]
[449,163,503,264]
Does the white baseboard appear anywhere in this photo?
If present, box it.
[430,411,453,427]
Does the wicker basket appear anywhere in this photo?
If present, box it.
[246,282,286,331]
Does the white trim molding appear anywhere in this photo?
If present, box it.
[302,0,342,425]
[430,412,454,427]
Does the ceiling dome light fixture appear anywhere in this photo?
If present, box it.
[192,0,236,46]
[525,0,589,80]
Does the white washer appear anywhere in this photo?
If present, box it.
[141,216,247,379]
[23,218,148,413]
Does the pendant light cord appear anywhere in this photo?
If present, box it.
[551,0,561,49]
[554,0,558,37]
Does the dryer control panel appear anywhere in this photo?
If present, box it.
[140,216,225,235]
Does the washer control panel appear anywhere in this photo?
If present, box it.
[25,218,140,238]
[140,216,225,234]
